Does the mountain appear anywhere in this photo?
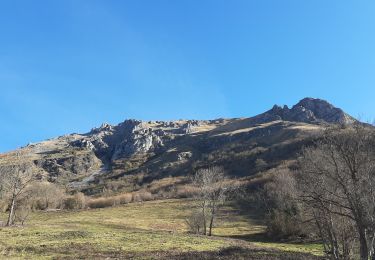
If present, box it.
[0,98,358,195]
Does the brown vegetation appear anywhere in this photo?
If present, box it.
[254,124,375,260]
[298,124,375,260]
[86,191,153,209]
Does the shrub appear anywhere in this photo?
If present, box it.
[29,182,66,210]
[87,197,115,208]
[261,169,305,238]
[117,193,132,204]
[137,191,153,201]
[186,210,205,234]
[176,186,199,198]
[87,193,134,209]
[63,192,86,210]
[63,197,77,210]
[14,205,31,226]
[132,193,142,202]
[266,209,303,238]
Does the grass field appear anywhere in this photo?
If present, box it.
[0,199,323,259]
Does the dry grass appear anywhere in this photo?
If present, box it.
[87,191,153,209]
[0,199,323,259]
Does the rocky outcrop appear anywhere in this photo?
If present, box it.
[70,139,95,150]
[71,119,166,161]
[33,151,101,181]
[111,128,163,160]
[293,98,356,124]
[177,151,193,161]
[252,98,356,125]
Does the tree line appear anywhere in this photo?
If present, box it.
[257,124,375,260]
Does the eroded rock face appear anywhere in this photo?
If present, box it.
[33,151,101,182]
[71,119,166,161]
[111,129,163,160]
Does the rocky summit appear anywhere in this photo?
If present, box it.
[251,98,356,125]
[0,98,359,193]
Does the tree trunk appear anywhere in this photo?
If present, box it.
[208,205,216,236]
[202,201,207,235]
[370,233,375,260]
[6,196,16,226]
[208,213,214,236]
[359,229,369,260]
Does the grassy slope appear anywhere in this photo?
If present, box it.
[0,199,323,259]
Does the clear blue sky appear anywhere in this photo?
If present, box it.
[1,1,374,152]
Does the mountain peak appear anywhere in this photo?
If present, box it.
[254,97,356,125]
[293,97,356,124]
[294,97,334,111]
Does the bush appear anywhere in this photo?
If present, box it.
[63,192,86,210]
[137,191,153,201]
[117,193,132,204]
[131,191,153,203]
[63,197,77,210]
[87,193,134,209]
[87,197,115,208]
[83,191,153,209]
[176,186,199,198]
[260,169,305,238]
[186,210,205,234]
[132,193,142,202]
[14,205,31,225]
[29,182,66,210]
[266,209,303,238]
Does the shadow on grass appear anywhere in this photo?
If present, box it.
[225,232,271,243]
[163,246,324,260]
[4,244,324,260]
[227,232,322,246]
[218,202,323,255]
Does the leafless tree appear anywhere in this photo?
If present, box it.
[0,152,36,226]
[190,166,233,236]
[298,124,375,260]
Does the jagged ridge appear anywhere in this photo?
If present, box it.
[0,97,358,189]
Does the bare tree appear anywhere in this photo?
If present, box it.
[190,166,232,236]
[298,124,375,260]
[0,152,36,226]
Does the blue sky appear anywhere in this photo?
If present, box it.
[0,1,374,152]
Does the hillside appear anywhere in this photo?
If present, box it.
[0,97,356,195]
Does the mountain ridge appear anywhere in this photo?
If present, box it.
[0,98,359,194]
